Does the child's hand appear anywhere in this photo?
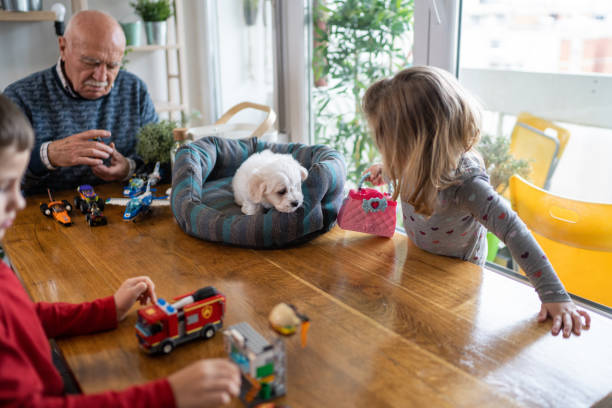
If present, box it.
[363,163,385,185]
[538,301,591,337]
[114,276,157,322]
[168,359,241,408]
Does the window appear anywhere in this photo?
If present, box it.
[458,0,612,307]
[196,0,277,134]
[459,0,612,203]
[310,0,414,185]
[187,313,199,325]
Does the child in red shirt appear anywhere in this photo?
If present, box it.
[0,94,241,408]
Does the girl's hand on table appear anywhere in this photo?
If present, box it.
[539,301,591,337]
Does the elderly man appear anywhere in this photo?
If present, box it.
[3,10,157,193]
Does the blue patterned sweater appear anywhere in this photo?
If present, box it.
[3,66,158,194]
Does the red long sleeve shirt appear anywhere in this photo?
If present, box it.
[0,261,176,408]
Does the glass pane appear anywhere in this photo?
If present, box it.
[461,0,612,75]
[216,0,275,131]
[459,0,612,308]
[311,0,414,186]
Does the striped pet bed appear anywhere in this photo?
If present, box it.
[171,136,346,248]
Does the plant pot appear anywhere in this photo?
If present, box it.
[243,0,259,26]
[145,21,167,45]
[121,21,142,47]
[2,0,28,11]
[486,231,501,262]
[27,0,41,10]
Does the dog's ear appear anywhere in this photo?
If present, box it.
[299,166,308,181]
[248,173,268,203]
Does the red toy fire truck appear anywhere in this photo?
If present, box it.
[135,286,225,354]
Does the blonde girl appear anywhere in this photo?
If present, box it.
[363,66,590,337]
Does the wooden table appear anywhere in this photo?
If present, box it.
[5,183,612,408]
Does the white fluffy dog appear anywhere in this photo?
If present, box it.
[233,150,308,215]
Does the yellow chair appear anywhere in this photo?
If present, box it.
[510,113,571,190]
[509,175,612,308]
[517,112,571,161]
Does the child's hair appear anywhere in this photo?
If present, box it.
[362,65,482,216]
[0,94,34,151]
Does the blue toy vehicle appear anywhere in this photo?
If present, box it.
[123,177,146,197]
[123,161,161,197]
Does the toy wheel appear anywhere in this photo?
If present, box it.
[62,200,73,213]
[40,203,51,217]
[96,197,105,211]
[161,341,174,355]
[75,197,86,213]
[202,326,216,339]
[100,217,108,226]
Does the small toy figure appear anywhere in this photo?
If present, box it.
[135,286,225,355]
[40,189,72,226]
[123,161,161,197]
[224,322,286,407]
[268,303,310,348]
[85,202,107,226]
[106,179,169,222]
[123,176,146,198]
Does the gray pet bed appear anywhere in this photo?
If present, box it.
[171,136,346,248]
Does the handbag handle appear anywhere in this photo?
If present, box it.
[358,172,394,195]
[358,172,371,190]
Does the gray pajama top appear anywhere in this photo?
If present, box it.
[401,153,570,304]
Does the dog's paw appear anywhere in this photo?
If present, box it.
[241,202,261,215]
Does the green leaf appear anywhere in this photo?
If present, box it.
[130,0,173,21]
[313,0,413,184]
[136,120,179,164]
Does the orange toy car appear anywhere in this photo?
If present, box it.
[40,189,73,226]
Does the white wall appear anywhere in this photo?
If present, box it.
[0,0,73,90]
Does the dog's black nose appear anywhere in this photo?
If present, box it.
[291,201,299,207]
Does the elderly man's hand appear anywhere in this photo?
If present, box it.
[91,142,131,181]
[47,130,114,168]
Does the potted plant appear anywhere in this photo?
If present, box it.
[477,133,531,261]
[136,120,178,181]
[312,0,414,186]
[130,0,173,45]
[120,20,142,47]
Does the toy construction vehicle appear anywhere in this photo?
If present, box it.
[224,322,286,407]
[75,185,107,226]
[136,286,225,354]
[40,189,72,226]
[74,184,105,212]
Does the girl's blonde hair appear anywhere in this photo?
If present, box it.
[362,66,482,216]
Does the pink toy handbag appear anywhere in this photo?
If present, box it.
[337,172,397,238]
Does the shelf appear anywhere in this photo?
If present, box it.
[127,44,180,52]
[0,10,55,21]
